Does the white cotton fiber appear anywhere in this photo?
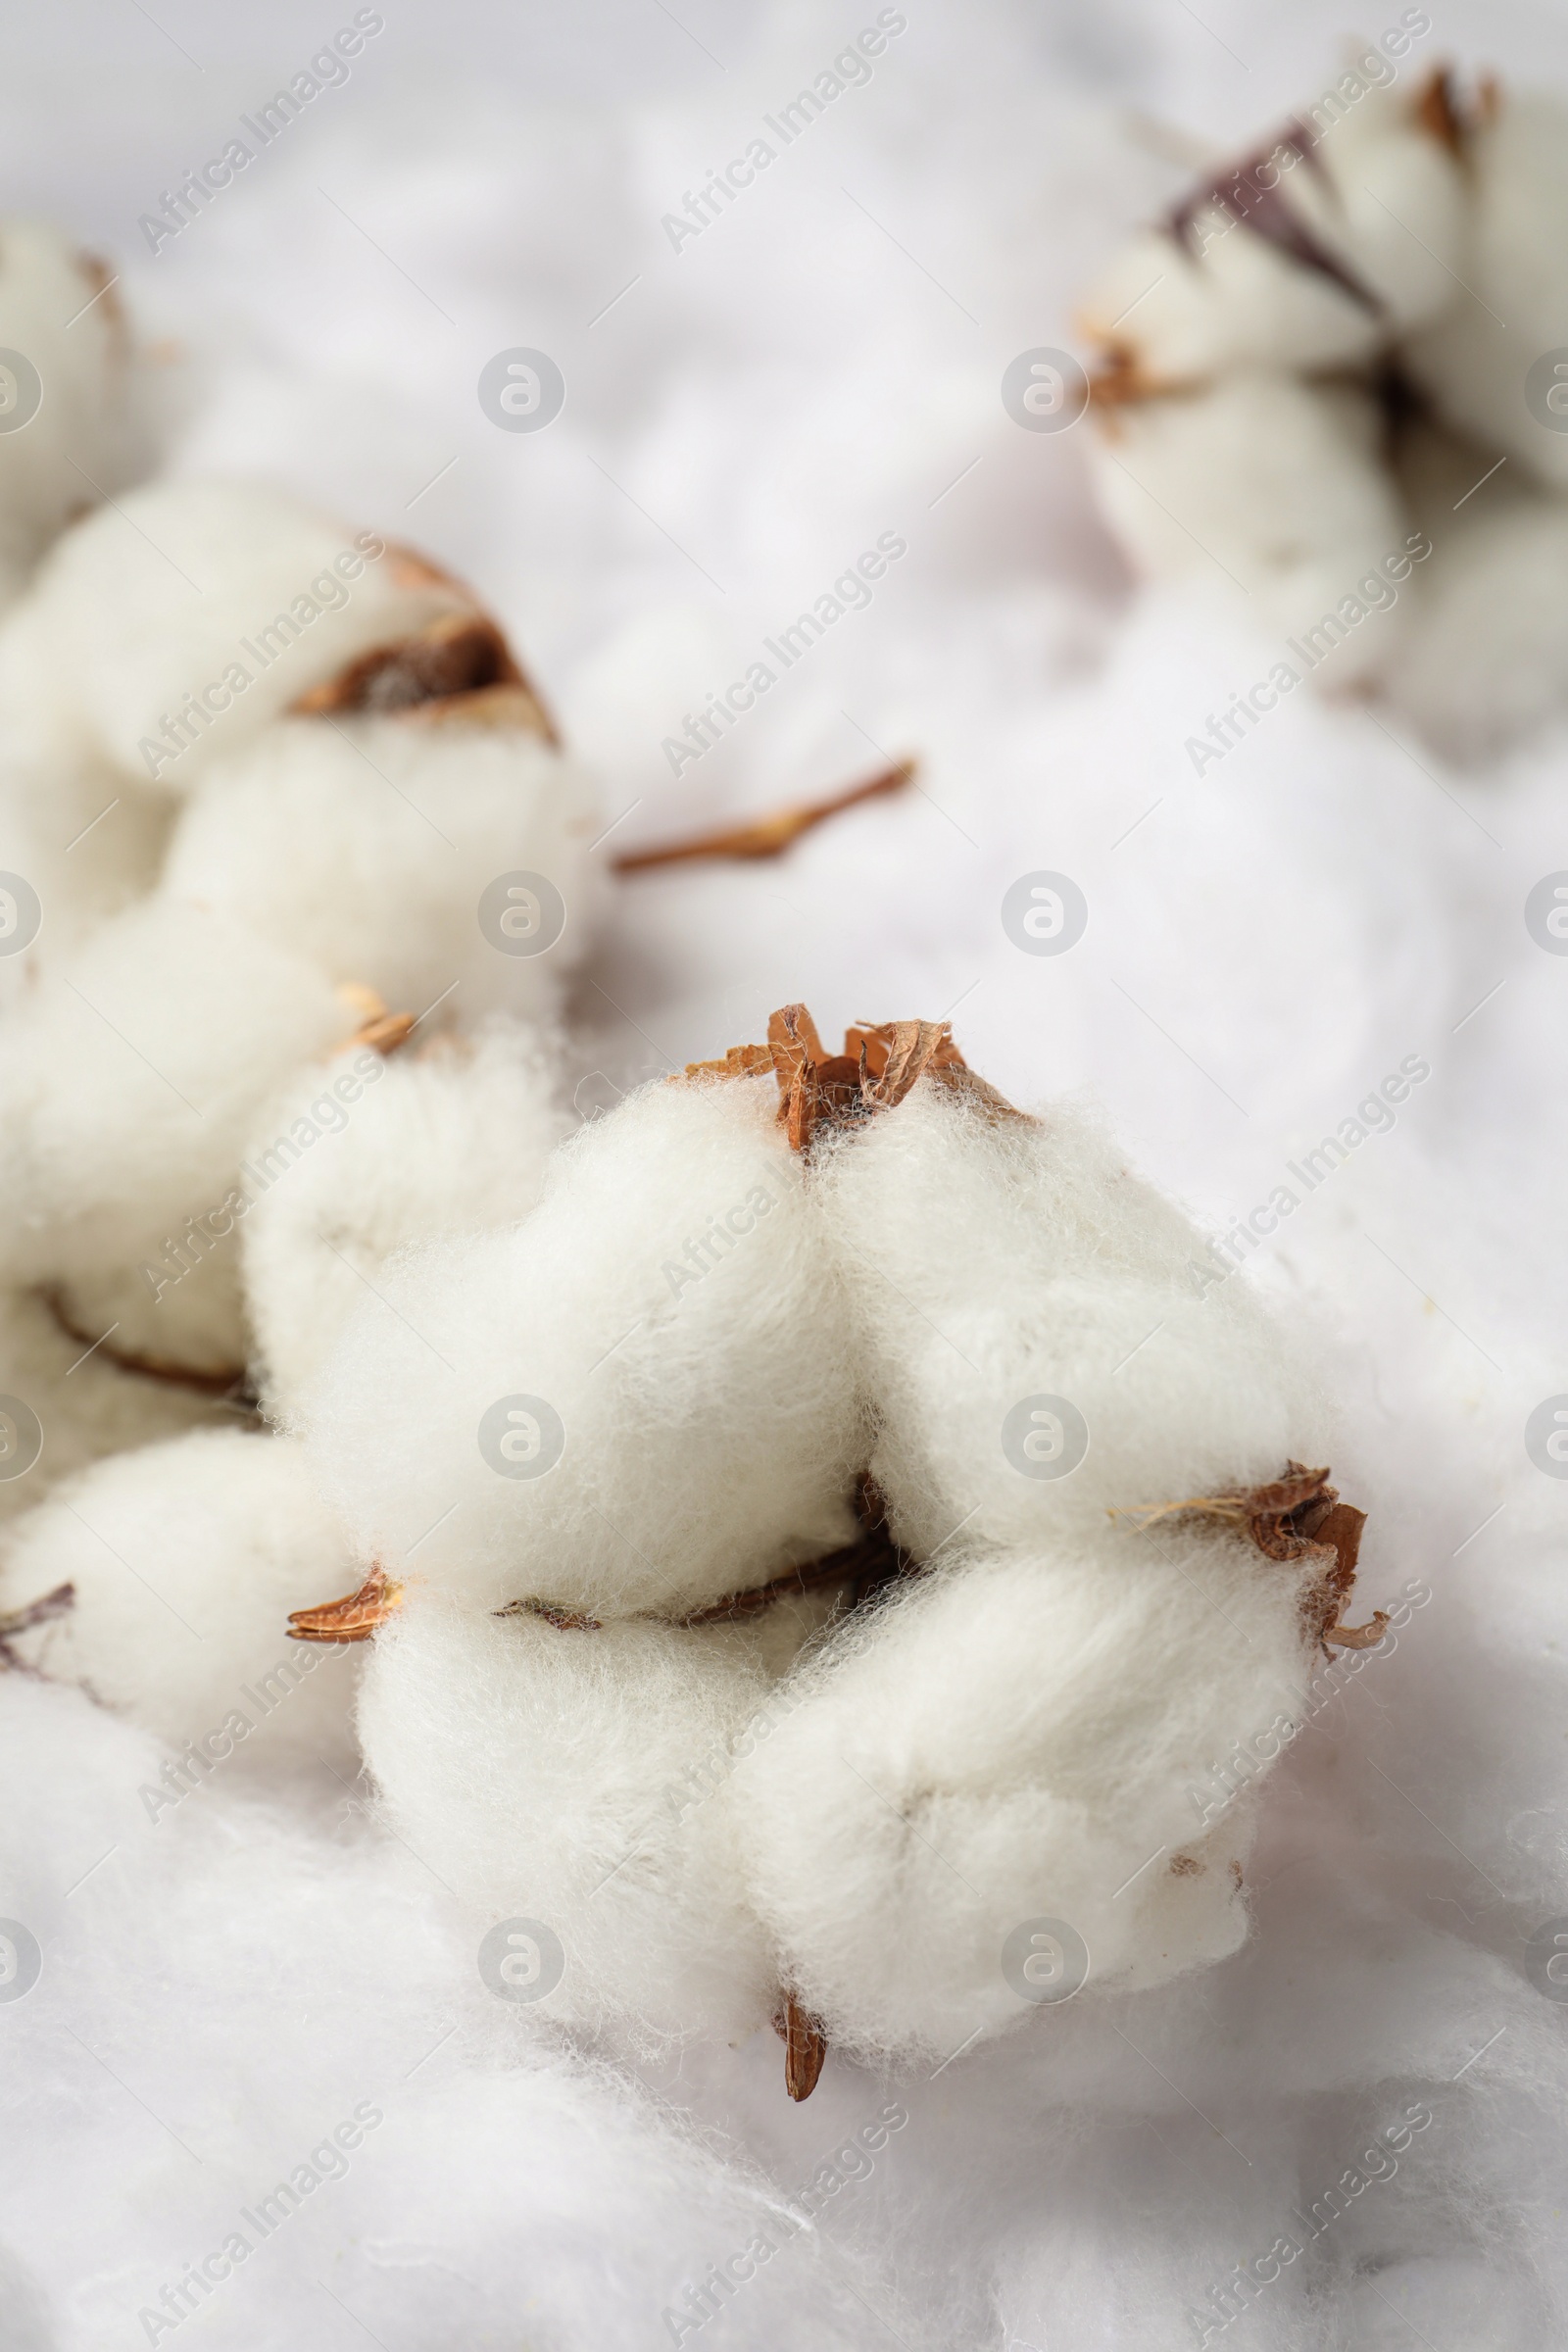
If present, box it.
[304,1071,863,1620]
[357,1595,779,2048]
[0,220,149,606]
[1384,495,1568,759]
[1088,373,1410,674]
[0,900,357,1373]
[1402,91,1568,491]
[1075,81,1465,386]
[161,710,601,1021]
[1,478,473,791]
[243,1023,567,1422]
[735,1531,1313,2060]
[0,1429,360,1770]
[815,1082,1309,1565]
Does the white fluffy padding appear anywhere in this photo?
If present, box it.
[1075,79,1466,383]
[304,1073,864,1620]
[1087,373,1410,681]
[0,220,148,602]
[1403,91,1568,490]
[0,1429,360,1769]
[243,1024,568,1422]
[0,900,357,1372]
[358,1597,780,2048]
[162,710,602,1019]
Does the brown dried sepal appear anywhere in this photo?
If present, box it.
[613,759,913,872]
[774,1990,828,2101]
[287,1562,402,1643]
[336,982,416,1058]
[292,612,558,742]
[1414,66,1468,156]
[1113,1462,1378,1650]
[1166,120,1385,317]
[677,1521,909,1630]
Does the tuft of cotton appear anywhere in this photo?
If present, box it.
[243,1023,568,1423]
[1086,373,1409,684]
[0,1429,360,1769]
[0,220,151,606]
[0,478,474,792]
[161,710,601,1021]
[0,900,358,1374]
[303,1071,864,1621]
[1074,78,1465,386]
[358,1595,780,2049]
[1402,91,1568,492]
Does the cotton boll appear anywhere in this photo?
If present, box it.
[0,221,149,602]
[1402,92,1568,492]
[0,750,172,1000]
[814,1084,1309,1567]
[0,1429,360,1770]
[736,1535,1318,2064]
[161,710,601,1022]
[357,1594,778,2047]
[2,478,475,790]
[1384,496,1568,760]
[1088,372,1411,679]
[243,1024,568,1423]
[304,1073,863,1620]
[1077,85,1464,386]
[0,899,357,1372]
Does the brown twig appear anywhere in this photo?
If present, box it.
[612,759,914,873]
[0,1582,74,1673]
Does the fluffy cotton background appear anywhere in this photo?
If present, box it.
[5,1,1568,2345]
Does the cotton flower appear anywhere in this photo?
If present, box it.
[1078,66,1568,752]
[294,1008,1380,2090]
[0,483,600,1381]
